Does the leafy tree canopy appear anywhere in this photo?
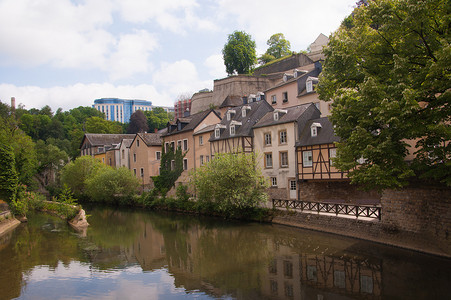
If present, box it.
[85,116,123,134]
[265,33,292,59]
[144,107,171,133]
[127,110,149,134]
[318,0,450,189]
[222,30,257,75]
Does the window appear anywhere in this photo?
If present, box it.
[271,177,277,187]
[306,80,313,93]
[329,148,336,166]
[215,128,220,138]
[360,275,373,294]
[133,169,137,176]
[140,168,144,177]
[290,180,296,191]
[283,260,293,278]
[242,107,246,118]
[183,139,188,151]
[200,155,204,165]
[280,151,288,167]
[269,259,277,274]
[171,141,175,152]
[270,280,278,295]
[137,139,140,147]
[156,151,161,160]
[282,92,288,102]
[199,136,203,145]
[206,155,210,163]
[334,271,346,288]
[311,126,318,137]
[265,153,273,168]
[133,153,136,162]
[279,130,287,144]
[122,149,125,159]
[177,140,182,149]
[171,160,175,170]
[183,158,188,170]
[227,112,231,121]
[109,158,112,165]
[271,95,276,104]
[274,112,279,121]
[264,133,272,146]
[165,142,169,153]
[303,151,313,167]
[230,124,235,135]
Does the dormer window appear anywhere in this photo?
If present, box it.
[215,128,220,138]
[293,69,299,78]
[242,105,251,117]
[274,112,279,121]
[273,109,287,121]
[227,109,236,121]
[283,74,288,82]
[311,122,322,137]
[230,124,235,135]
[306,80,313,93]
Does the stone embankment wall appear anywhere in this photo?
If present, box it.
[272,186,451,258]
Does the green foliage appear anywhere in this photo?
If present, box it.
[85,167,140,204]
[85,116,123,134]
[53,184,77,206]
[0,142,18,202]
[258,53,276,65]
[318,0,451,189]
[222,31,257,75]
[60,155,106,198]
[265,33,292,59]
[144,107,171,133]
[152,145,186,195]
[190,152,269,217]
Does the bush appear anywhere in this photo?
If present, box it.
[190,151,269,217]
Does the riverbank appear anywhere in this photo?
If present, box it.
[0,214,20,237]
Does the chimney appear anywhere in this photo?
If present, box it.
[11,97,16,111]
[154,128,158,133]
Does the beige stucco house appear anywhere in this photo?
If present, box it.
[162,109,221,186]
[253,104,321,200]
[129,133,162,188]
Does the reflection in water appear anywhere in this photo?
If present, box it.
[0,207,450,299]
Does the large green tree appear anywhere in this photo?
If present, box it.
[126,110,148,134]
[265,33,291,59]
[222,31,257,75]
[318,0,450,189]
[144,107,171,133]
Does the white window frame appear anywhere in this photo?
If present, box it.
[329,148,336,166]
[156,151,161,160]
[264,133,272,146]
[183,158,188,170]
[311,126,318,137]
[215,128,220,138]
[265,153,273,168]
[199,135,203,145]
[274,112,279,121]
[271,95,277,104]
[280,151,288,168]
[271,177,277,187]
[230,124,235,136]
[303,151,313,167]
[279,130,287,144]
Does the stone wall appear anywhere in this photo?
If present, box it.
[272,185,451,258]
[297,181,381,205]
[254,53,314,76]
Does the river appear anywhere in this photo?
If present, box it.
[0,206,450,299]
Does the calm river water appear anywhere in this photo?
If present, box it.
[0,206,450,300]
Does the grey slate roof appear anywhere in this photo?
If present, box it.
[137,132,162,146]
[297,62,322,96]
[296,117,340,147]
[219,95,243,108]
[162,109,221,137]
[120,138,134,148]
[209,100,273,141]
[81,133,136,148]
[254,103,314,128]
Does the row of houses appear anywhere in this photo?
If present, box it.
[80,34,380,204]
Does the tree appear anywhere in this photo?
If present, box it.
[144,107,170,133]
[222,31,257,75]
[318,0,450,189]
[257,53,276,65]
[0,142,18,202]
[152,145,186,194]
[265,33,291,59]
[85,116,122,134]
[127,110,149,134]
[190,152,268,215]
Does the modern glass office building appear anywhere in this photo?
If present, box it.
[93,98,152,123]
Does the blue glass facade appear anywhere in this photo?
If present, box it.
[93,98,153,123]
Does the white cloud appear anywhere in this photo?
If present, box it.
[0,82,173,112]
[216,0,356,50]
[204,54,226,79]
[153,60,212,97]
[108,30,158,81]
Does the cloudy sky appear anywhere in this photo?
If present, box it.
[0,0,357,112]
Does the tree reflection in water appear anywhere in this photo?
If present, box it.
[0,207,450,300]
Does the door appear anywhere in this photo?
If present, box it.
[289,180,297,199]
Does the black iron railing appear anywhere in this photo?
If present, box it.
[272,199,381,220]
